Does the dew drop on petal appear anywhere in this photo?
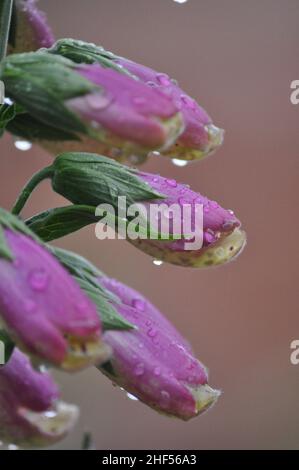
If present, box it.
[166,178,177,188]
[86,93,112,110]
[156,73,171,86]
[132,298,146,312]
[180,94,196,109]
[147,327,157,338]
[160,390,170,402]
[134,363,145,376]
[28,268,49,292]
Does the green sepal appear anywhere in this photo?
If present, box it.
[47,38,134,78]
[51,152,164,207]
[0,329,15,366]
[6,111,79,141]
[0,52,96,134]
[51,247,134,331]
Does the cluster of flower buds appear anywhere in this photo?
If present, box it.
[2,37,224,163]
[0,0,247,449]
[51,247,220,421]
[1,51,184,161]
[48,38,224,161]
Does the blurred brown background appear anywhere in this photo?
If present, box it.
[1,0,298,449]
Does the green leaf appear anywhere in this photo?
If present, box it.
[0,329,15,366]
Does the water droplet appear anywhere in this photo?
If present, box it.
[165,178,177,188]
[223,220,234,230]
[134,363,145,376]
[160,390,170,401]
[153,259,163,266]
[28,268,49,292]
[172,158,188,167]
[173,0,188,3]
[90,120,100,129]
[43,410,58,418]
[14,140,32,151]
[180,94,196,109]
[132,298,146,312]
[204,230,216,244]
[156,73,171,86]
[4,97,13,105]
[147,327,157,338]
[228,209,234,215]
[152,151,161,157]
[86,93,112,110]
[8,444,18,450]
[127,393,138,401]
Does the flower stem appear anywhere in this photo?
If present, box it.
[0,0,13,63]
[12,166,54,216]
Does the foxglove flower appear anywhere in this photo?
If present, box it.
[0,348,78,447]
[0,210,110,371]
[98,276,220,420]
[129,171,246,267]
[48,39,223,161]
[25,152,246,268]
[9,1,54,53]
[115,58,223,161]
[1,52,184,161]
